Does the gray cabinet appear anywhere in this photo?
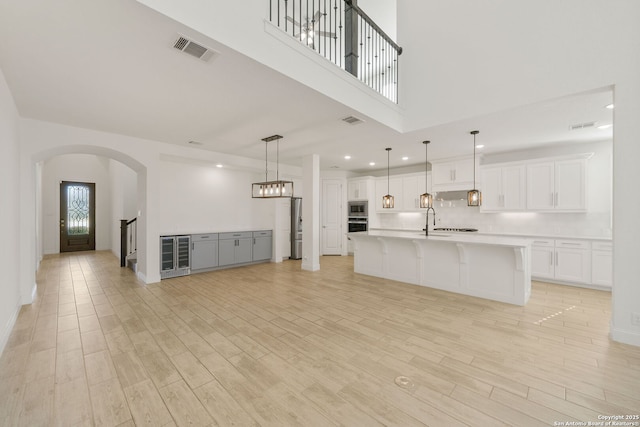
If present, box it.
[252,230,272,261]
[219,232,252,266]
[191,233,218,271]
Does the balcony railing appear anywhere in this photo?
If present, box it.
[268,0,402,103]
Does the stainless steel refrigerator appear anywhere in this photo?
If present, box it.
[291,197,303,259]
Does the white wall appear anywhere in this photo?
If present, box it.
[41,154,112,254]
[398,1,640,132]
[358,0,397,40]
[0,68,22,354]
[109,159,138,257]
[155,157,255,234]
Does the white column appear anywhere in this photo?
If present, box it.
[611,77,640,346]
[302,154,320,271]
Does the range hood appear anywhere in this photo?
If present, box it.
[434,190,469,201]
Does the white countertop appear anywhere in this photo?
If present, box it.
[348,229,531,248]
[368,228,612,242]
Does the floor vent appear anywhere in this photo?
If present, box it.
[173,35,216,62]
[342,115,365,125]
[569,121,595,130]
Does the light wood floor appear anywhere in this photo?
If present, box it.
[1,252,639,426]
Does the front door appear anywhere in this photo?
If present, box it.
[60,181,96,252]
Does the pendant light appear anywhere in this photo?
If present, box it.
[251,134,294,198]
[382,147,394,208]
[467,130,481,206]
[419,140,433,209]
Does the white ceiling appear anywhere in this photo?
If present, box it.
[0,0,613,173]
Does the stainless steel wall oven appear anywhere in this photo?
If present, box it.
[348,216,368,233]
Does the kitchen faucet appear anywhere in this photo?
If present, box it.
[423,207,436,236]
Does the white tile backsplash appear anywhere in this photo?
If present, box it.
[373,204,611,238]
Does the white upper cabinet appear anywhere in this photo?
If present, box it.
[432,157,476,191]
[480,165,526,212]
[526,158,586,211]
[555,159,587,210]
[375,176,404,212]
[347,177,372,201]
[401,174,430,212]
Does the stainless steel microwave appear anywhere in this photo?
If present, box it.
[348,201,368,217]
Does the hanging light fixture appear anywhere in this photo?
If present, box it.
[251,135,294,198]
[382,147,394,208]
[419,140,433,209]
[467,130,482,206]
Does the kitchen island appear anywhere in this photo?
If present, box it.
[347,230,532,305]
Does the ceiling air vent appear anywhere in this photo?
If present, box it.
[569,121,596,130]
[173,35,216,62]
[342,115,365,125]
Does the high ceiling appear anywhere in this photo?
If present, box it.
[0,0,613,173]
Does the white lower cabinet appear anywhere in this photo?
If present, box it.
[531,239,555,279]
[591,241,613,288]
[554,240,591,284]
[531,238,611,287]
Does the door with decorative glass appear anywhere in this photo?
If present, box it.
[60,181,96,252]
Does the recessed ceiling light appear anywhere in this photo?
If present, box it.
[216,164,223,168]
[605,103,614,109]
[344,155,352,160]
[402,156,409,161]
[369,162,376,166]
[597,124,612,130]
[476,144,485,149]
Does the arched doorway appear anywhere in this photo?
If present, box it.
[23,145,148,304]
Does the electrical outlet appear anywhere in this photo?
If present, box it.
[632,312,640,326]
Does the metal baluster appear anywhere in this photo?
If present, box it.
[323,0,326,57]
[338,0,342,68]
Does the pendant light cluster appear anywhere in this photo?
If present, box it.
[382,147,394,208]
[251,134,294,198]
[467,130,482,206]
[419,140,433,209]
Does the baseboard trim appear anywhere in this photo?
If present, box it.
[301,261,320,272]
[611,325,640,347]
[0,299,22,356]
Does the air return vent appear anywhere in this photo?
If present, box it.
[569,121,596,130]
[173,35,216,62]
[342,115,365,125]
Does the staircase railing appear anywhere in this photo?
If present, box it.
[120,217,137,267]
[268,0,402,103]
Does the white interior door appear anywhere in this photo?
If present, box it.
[322,179,342,255]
